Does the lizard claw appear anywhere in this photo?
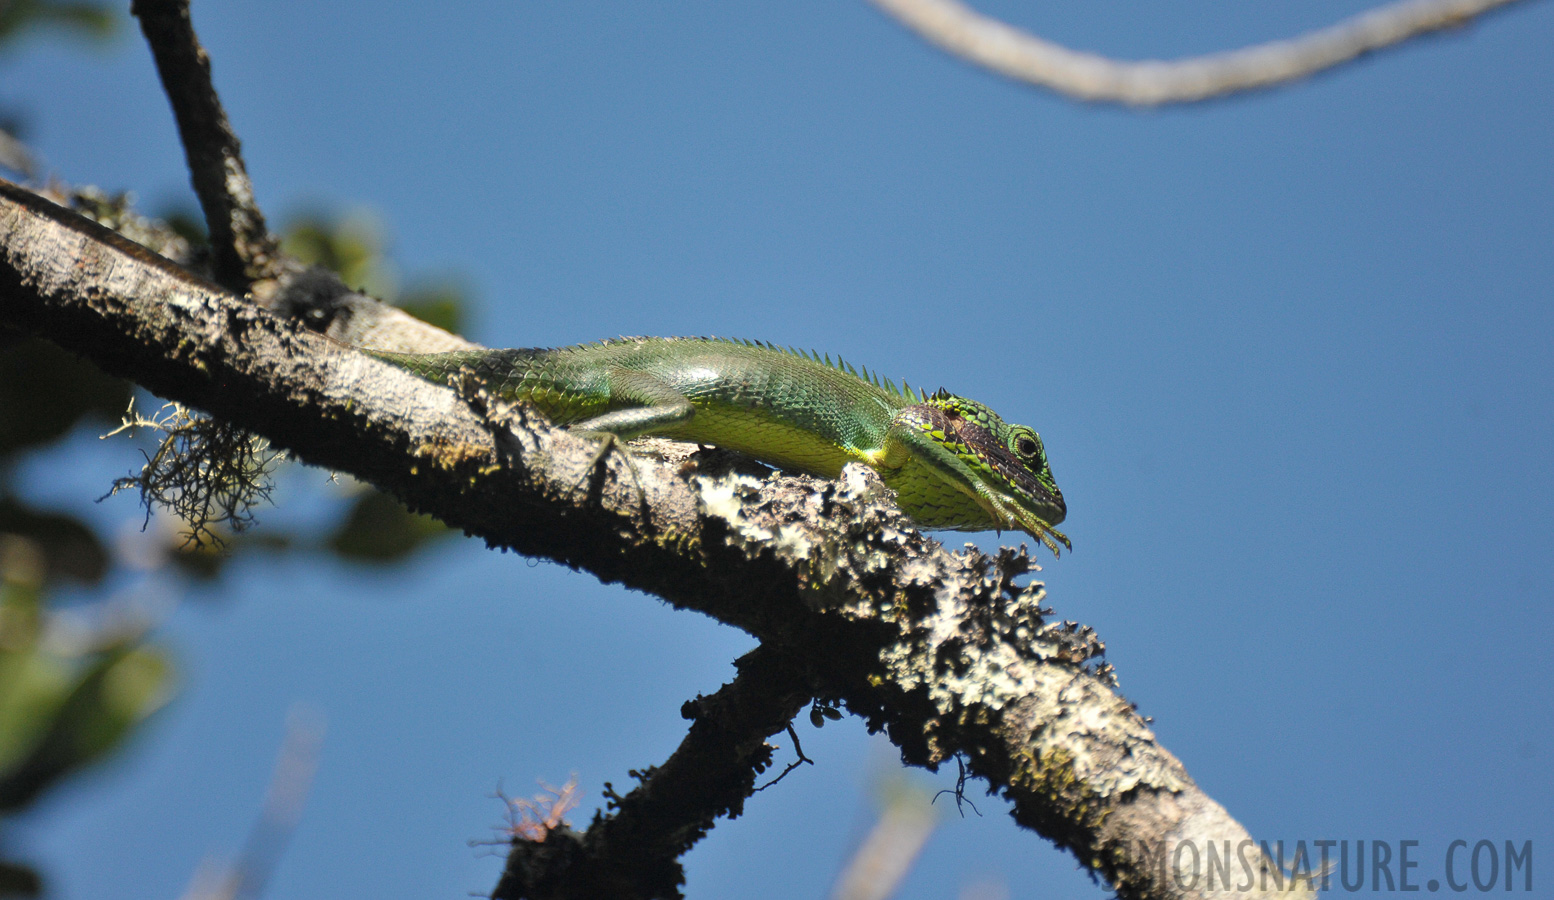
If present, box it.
[572,431,648,511]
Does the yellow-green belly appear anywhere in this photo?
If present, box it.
[657,401,864,478]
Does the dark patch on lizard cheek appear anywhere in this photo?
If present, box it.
[908,404,953,434]
[949,417,1050,499]
[947,416,992,452]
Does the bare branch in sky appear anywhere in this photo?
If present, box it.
[867,0,1535,105]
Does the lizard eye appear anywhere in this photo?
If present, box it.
[1014,434,1041,460]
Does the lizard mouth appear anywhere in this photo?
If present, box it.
[980,487,1069,555]
[943,418,1069,556]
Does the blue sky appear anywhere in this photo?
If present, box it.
[4,1,1552,897]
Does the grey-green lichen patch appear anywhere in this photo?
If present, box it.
[1011,682,1191,798]
[694,462,914,610]
[863,535,1193,808]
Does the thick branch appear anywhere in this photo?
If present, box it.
[0,180,1312,900]
[131,0,280,290]
[868,0,1534,105]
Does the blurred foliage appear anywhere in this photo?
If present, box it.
[0,323,158,895]
[0,331,129,456]
[282,215,391,298]
[327,488,448,563]
[0,0,118,49]
[0,548,174,813]
[280,211,467,335]
[0,536,173,896]
[0,498,107,586]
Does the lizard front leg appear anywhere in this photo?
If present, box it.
[563,368,697,505]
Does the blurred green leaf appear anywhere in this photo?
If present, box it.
[156,205,209,251]
[279,213,473,332]
[0,332,130,456]
[0,860,41,898]
[397,281,469,335]
[328,489,449,563]
[0,1,119,49]
[0,548,175,815]
[169,529,291,581]
[281,213,393,299]
[0,498,109,586]
[0,640,175,812]
[0,575,63,779]
[0,634,72,778]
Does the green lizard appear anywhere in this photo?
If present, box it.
[364,337,1069,555]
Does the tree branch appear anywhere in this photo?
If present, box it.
[867,0,1535,105]
[493,646,812,900]
[0,179,1313,900]
[131,0,280,290]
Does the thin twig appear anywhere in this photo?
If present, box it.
[501,777,583,843]
[868,0,1535,105]
[930,754,981,818]
[754,724,815,792]
[828,781,938,900]
[131,0,280,290]
[177,705,325,900]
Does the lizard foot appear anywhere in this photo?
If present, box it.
[572,431,647,511]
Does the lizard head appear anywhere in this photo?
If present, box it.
[886,391,1070,556]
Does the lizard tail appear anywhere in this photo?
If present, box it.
[360,347,546,397]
